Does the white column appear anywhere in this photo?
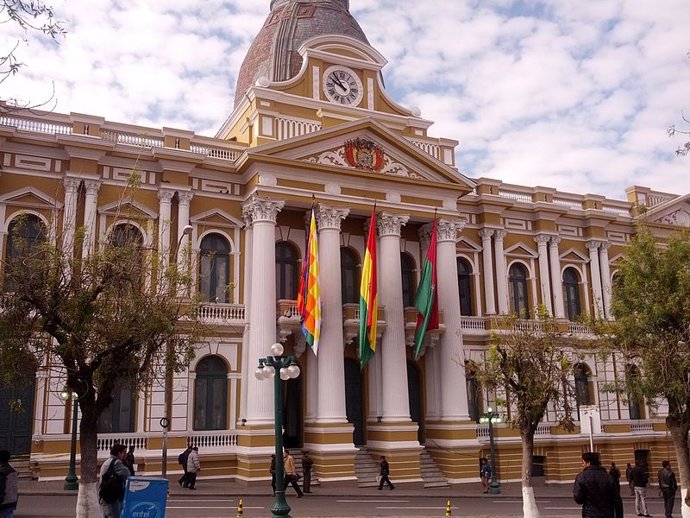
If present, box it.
[534,234,553,316]
[176,191,193,265]
[377,212,411,421]
[434,219,469,420]
[315,204,350,422]
[239,209,254,424]
[599,242,613,319]
[549,237,565,319]
[494,230,509,314]
[479,229,496,315]
[62,178,80,257]
[587,241,604,318]
[244,196,284,423]
[157,189,175,270]
[82,180,100,258]
[424,346,440,420]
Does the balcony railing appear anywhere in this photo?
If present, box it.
[187,431,239,449]
[197,303,245,324]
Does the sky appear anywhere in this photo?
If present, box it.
[1,0,689,201]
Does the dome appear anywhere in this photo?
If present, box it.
[234,0,370,107]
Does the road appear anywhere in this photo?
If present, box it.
[15,493,673,517]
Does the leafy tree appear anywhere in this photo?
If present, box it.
[478,307,576,518]
[599,227,690,512]
[0,210,203,517]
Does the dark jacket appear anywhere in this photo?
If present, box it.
[380,459,390,477]
[574,465,615,518]
[630,465,648,487]
[0,463,18,511]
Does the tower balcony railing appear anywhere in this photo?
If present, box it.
[197,302,245,325]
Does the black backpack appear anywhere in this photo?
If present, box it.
[178,450,189,466]
[99,459,125,504]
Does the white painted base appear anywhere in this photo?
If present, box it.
[522,485,541,518]
[682,487,689,518]
[76,481,100,518]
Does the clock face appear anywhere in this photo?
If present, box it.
[323,66,363,106]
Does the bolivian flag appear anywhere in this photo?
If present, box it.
[413,218,439,359]
[297,209,321,354]
[358,208,378,367]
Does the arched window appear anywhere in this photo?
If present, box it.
[275,242,299,300]
[340,247,358,304]
[563,267,581,321]
[574,363,594,408]
[508,263,530,319]
[466,361,482,423]
[401,252,416,308]
[626,365,644,420]
[457,258,474,316]
[4,214,46,290]
[109,223,144,286]
[200,234,230,303]
[98,379,136,433]
[194,356,228,431]
[110,223,143,248]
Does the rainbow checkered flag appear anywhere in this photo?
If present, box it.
[297,209,322,354]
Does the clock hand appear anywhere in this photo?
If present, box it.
[332,75,347,90]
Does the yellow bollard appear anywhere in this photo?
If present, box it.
[236,498,244,518]
[445,499,452,516]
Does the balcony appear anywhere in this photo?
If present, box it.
[197,303,245,325]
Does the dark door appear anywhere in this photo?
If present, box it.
[407,361,424,444]
[345,359,365,445]
[283,376,302,449]
[0,374,36,455]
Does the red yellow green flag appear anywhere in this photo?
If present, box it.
[358,208,378,368]
[413,218,439,359]
[296,209,321,354]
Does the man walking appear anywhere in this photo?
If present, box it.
[573,452,614,518]
[0,450,18,518]
[657,460,678,518]
[186,447,201,490]
[630,460,651,517]
[609,462,624,518]
[283,450,303,498]
[377,456,395,490]
[301,450,313,494]
[178,446,192,488]
[99,444,130,518]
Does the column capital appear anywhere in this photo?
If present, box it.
[242,205,253,228]
[63,177,80,193]
[316,204,349,231]
[599,242,612,252]
[437,219,465,242]
[157,188,175,203]
[494,229,507,241]
[84,180,101,195]
[549,236,561,247]
[586,240,602,251]
[178,191,194,205]
[242,195,284,224]
[479,228,494,240]
[534,234,552,246]
[377,212,409,237]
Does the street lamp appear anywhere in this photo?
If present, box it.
[59,387,79,490]
[161,223,193,479]
[479,407,502,495]
[256,342,301,518]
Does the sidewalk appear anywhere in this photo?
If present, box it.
[19,477,646,501]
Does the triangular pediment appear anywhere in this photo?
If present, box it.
[559,248,589,263]
[457,236,481,252]
[645,195,690,227]
[191,209,244,229]
[98,197,157,219]
[245,118,475,190]
[505,243,537,258]
[0,186,62,209]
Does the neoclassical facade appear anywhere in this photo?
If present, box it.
[0,0,687,485]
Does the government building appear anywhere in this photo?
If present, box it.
[0,0,684,486]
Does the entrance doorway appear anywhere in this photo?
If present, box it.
[407,361,424,444]
[0,373,36,455]
[344,358,365,445]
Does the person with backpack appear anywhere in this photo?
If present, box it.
[657,460,678,518]
[123,445,136,477]
[99,444,130,518]
[0,450,18,518]
[178,446,192,488]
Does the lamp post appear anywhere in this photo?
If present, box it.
[479,407,502,495]
[161,223,193,479]
[59,387,79,490]
[256,342,301,518]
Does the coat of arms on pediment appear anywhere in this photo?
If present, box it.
[303,139,424,179]
[655,208,690,227]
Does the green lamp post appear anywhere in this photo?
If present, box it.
[256,342,301,518]
[479,407,502,495]
[59,387,79,490]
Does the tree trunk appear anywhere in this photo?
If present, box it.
[668,421,690,518]
[521,432,540,518]
[76,400,101,518]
